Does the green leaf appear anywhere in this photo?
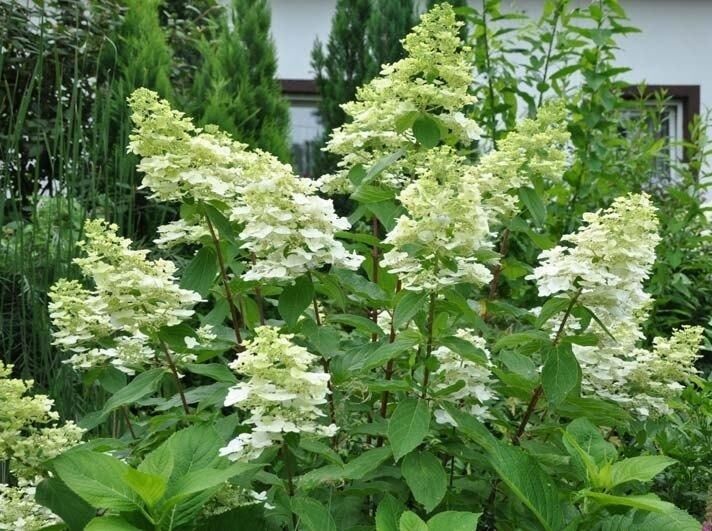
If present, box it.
[278,275,314,328]
[51,451,141,511]
[328,313,385,337]
[427,511,481,531]
[359,332,420,372]
[365,148,406,181]
[180,246,218,297]
[184,363,237,384]
[85,517,142,531]
[535,297,571,328]
[393,291,428,329]
[35,478,95,531]
[607,456,677,489]
[444,406,564,531]
[343,447,393,480]
[438,336,488,365]
[375,494,405,531]
[351,184,396,203]
[103,368,166,415]
[401,451,447,513]
[292,496,337,531]
[542,344,580,406]
[412,115,441,148]
[593,507,701,531]
[367,200,405,232]
[399,511,428,531]
[519,187,547,226]
[203,203,235,244]
[166,463,261,501]
[583,492,678,513]
[564,418,617,467]
[123,468,166,507]
[388,399,430,461]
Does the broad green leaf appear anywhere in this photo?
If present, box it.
[102,368,166,415]
[427,511,481,531]
[278,275,314,328]
[606,456,677,489]
[123,468,166,507]
[85,517,142,531]
[360,332,421,372]
[292,496,337,531]
[388,399,430,461]
[351,184,395,203]
[165,463,261,501]
[393,291,428,329]
[52,451,141,512]
[343,447,393,480]
[333,269,390,303]
[399,511,428,531]
[444,406,564,531]
[494,330,550,351]
[184,363,236,383]
[300,320,341,358]
[365,148,406,181]
[535,297,571,328]
[412,115,440,148]
[328,313,385,337]
[180,246,218,297]
[519,187,547,226]
[542,344,580,406]
[437,335,488,365]
[366,200,405,232]
[376,494,405,531]
[583,491,678,513]
[401,451,447,513]
[200,504,268,530]
[564,418,617,467]
[592,507,701,531]
[561,430,601,486]
[203,203,235,244]
[35,478,95,531]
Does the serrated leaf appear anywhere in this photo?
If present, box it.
[180,247,218,297]
[427,511,481,531]
[399,511,428,531]
[401,451,447,513]
[123,468,166,507]
[278,275,314,328]
[85,517,141,531]
[35,478,95,531]
[542,344,580,406]
[583,491,678,513]
[393,291,428,329]
[376,493,405,531]
[412,115,441,148]
[292,497,337,531]
[592,507,700,531]
[607,456,677,489]
[388,399,430,461]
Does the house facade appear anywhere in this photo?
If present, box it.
[267,0,711,177]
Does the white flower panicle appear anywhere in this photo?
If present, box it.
[128,89,363,281]
[529,194,703,416]
[49,219,202,374]
[319,4,480,194]
[381,148,494,292]
[0,362,83,530]
[431,329,498,424]
[220,326,336,461]
[475,100,570,221]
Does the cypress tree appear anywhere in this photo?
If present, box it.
[191,0,291,162]
[366,0,415,78]
[310,0,371,177]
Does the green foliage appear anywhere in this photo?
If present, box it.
[191,0,291,161]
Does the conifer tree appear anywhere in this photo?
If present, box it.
[310,0,372,177]
[192,0,291,162]
[366,0,415,78]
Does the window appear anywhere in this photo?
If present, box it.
[281,79,322,178]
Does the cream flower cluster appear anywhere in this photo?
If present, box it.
[475,100,570,221]
[49,219,202,374]
[128,89,362,282]
[432,330,498,424]
[529,194,703,416]
[318,4,480,194]
[0,362,83,529]
[220,326,336,461]
[381,148,494,292]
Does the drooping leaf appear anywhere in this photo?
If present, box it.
[412,115,441,148]
[399,511,428,531]
[401,451,447,513]
[35,478,95,531]
[393,291,428,329]
[375,494,405,531]
[542,344,580,406]
[583,491,678,513]
[388,399,430,461]
[278,274,315,328]
[427,511,482,531]
[84,517,142,531]
[51,451,141,512]
[292,496,337,531]
[519,187,547,226]
[180,246,218,297]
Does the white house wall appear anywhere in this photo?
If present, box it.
[269,0,712,114]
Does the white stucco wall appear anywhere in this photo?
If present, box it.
[269,0,712,113]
